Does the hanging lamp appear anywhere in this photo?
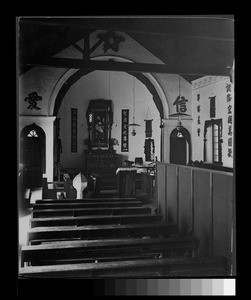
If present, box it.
[129,76,140,136]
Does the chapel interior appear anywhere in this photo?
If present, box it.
[18,16,235,278]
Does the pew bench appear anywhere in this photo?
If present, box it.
[32,207,152,218]
[19,256,227,278]
[32,201,142,210]
[28,223,178,243]
[35,197,138,204]
[30,214,163,228]
[21,236,199,267]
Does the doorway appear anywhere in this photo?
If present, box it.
[20,124,45,188]
[170,127,191,165]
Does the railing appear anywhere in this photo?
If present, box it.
[156,162,235,274]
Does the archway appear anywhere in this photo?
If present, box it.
[20,124,46,188]
[170,127,191,165]
[49,56,168,119]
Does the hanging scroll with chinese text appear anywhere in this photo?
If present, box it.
[209,96,216,118]
[145,119,153,138]
[144,138,155,161]
[121,109,129,152]
[197,94,201,136]
[226,83,233,158]
[71,108,78,152]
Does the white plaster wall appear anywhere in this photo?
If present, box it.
[19,67,68,116]
[18,116,56,181]
[152,73,192,117]
[191,76,234,167]
[57,70,161,169]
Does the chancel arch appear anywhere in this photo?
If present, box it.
[48,56,169,167]
[49,56,168,119]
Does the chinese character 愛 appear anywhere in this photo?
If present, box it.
[24,92,42,110]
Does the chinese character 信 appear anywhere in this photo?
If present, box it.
[173,96,188,113]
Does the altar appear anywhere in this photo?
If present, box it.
[85,99,118,176]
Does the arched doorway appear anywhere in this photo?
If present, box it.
[170,127,191,165]
[20,124,45,188]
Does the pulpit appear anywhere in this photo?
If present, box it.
[116,168,137,198]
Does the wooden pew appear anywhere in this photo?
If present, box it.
[21,236,199,267]
[32,207,152,218]
[28,223,178,243]
[19,256,227,277]
[35,197,138,204]
[32,201,142,210]
[30,214,163,228]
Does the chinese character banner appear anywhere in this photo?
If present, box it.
[121,109,129,152]
[71,108,77,152]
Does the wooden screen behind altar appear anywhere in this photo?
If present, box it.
[92,110,107,147]
[86,99,113,149]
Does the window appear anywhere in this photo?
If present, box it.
[27,130,38,137]
[204,119,223,164]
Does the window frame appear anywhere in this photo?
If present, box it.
[203,118,223,165]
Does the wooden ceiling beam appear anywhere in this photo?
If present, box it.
[20,57,231,76]
[52,30,85,55]
[19,17,234,42]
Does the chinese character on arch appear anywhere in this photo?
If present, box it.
[173,96,188,113]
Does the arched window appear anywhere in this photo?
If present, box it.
[203,119,223,164]
[27,129,38,137]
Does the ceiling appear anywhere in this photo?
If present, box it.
[18,16,234,82]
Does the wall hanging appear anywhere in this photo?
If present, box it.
[121,109,129,152]
[71,108,78,152]
[144,107,153,138]
[144,138,155,161]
